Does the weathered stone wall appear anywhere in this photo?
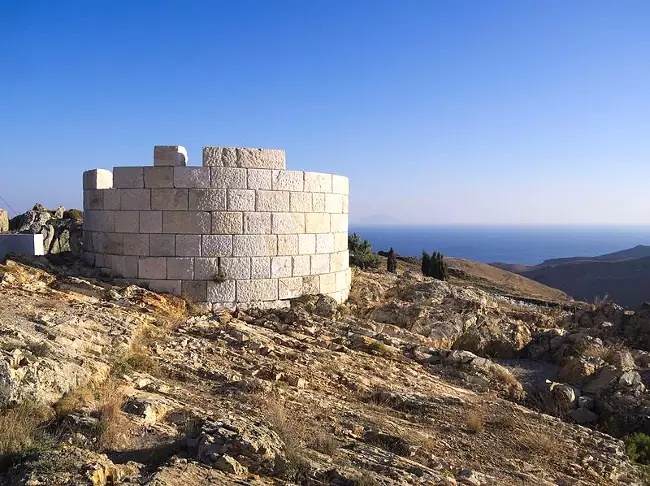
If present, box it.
[82,146,350,309]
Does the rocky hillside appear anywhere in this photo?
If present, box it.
[0,256,648,485]
[491,245,650,308]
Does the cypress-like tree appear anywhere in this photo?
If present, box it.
[387,247,397,274]
[421,251,431,276]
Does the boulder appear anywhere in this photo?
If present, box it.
[558,356,601,385]
[605,347,635,371]
[568,407,598,424]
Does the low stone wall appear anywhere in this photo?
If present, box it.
[82,146,350,309]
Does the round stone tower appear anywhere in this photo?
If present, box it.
[82,146,350,309]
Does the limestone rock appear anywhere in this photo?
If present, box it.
[0,208,8,233]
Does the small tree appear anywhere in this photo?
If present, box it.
[422,251,448,280]
[421,251,431,276]
[348,233,380,269]
[387,247,397,274]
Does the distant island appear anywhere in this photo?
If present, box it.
[491,245,650,308]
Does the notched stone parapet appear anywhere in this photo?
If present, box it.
[154,145,188,167]
[83,169,113,190]
[203,147,286,169]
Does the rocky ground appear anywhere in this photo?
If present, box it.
[1,255,649,485]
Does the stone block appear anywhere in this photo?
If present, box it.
[272,170,303,191]
[336,269,349,292]
[228,189,255,211]
[151,188,188,210]
[123,234,149,255]
[113,167,144,189]
[103,236,123,258]
[320,273,336,294]
[325,193,343,213]
[272,213,305,234]
[176,235,202,256]
[256,190,289,212]
[167,257,194,279]
[305,213,330,233]
[111,255,139,279]
[312,193,325,212]
[103,233,124,255]
[84,211,114,232]
[150,234,175,256]
[251,257,271,279]
[120,189,151,211]
[194,258,220,280]
[82,231,93,251]
[103,190,121,210]
[342,195,349,214]
[148,279,182,296]
[247,169,272,189]
[114,211,140,233]
[302,275,319,294]
[289,192,312,212]
[233,235,277,257]
[334,232,348,252]
[202,235,233,257]
[207,280,236,302]
[330,250,349,272]
[316,233,334,254]
[91,232,106,253]
[0,233,44,260]
[279,277,303,299]
[222,257,251,279]
[188,189,226,210]
[83,190,103,210]
[154,146,188,167]
[83,169,113,190]
[140,211,162,233]
[182,280,207,302]
[236,279,278,302]
[81,251,95,266]
[138,257,166,279]
[271,256,292,278]
[311,254,330,275]
[212,212,243,234]
[332,175,349,194]
[210,167,247,188]
[298,234,316,254]
[163,211,210,234]
[144,166,174,188]
[292,255,310,276]
[243,212,271,234]
[330,214,348,233]
[174,167,210,188]
[304,172,332,192]
[277,234,298,255]
[203,147,285,169]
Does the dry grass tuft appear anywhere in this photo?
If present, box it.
[53,379,133,452]
[258,395,312,480]
[465,408,485,434]
[516,425,561,460]
[96,381,132,451]
[0,403,53,458]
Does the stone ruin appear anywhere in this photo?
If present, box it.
[82,146,350,309]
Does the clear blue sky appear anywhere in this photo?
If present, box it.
[2,1,649,224]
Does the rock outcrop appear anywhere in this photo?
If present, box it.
[8,203,83,257]
[0,253,647,484]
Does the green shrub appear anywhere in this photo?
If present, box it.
[625,433,650,464]
[348,233,380,269]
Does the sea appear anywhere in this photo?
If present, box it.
[349,225,650,266]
